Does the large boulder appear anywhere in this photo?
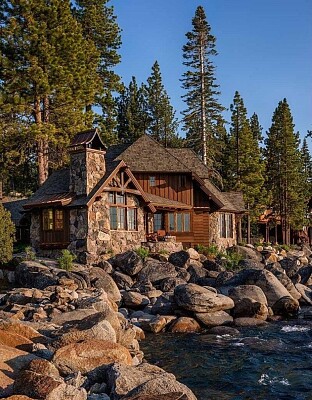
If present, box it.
[0,330,33,352]
[174,283,234,313]
[231,245,262,262]
[0,345,38,397]
[106,363,197,400]
[15,262,58,289]
[122,291,150,308]
[0,321,47,344]
[228,285,268,306]
[52,339,132,375]
[168,317,201,333]
[138,260,178,284]
[151,293,176,315]
[113,251,144,276]
[89,268,121,303]
[195,310,233,328]
[279,257,302,278]
[265,263,301,300]
[168,251,190,268]
[187,264,210,284]
[232,298,268,320]
[113,271,134,290]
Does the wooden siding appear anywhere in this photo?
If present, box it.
[193,181,211,208]
[135,173,193,205]
[193,210,210,247]
[40,209,70,247]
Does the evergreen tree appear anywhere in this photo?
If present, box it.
[301,137,312,202]
[225,92,265,220]
[73,0,122,136]
[264,99,307,244]
[146,61,180,147]
[116,77,149,143]
[181,6,225,166]
[0,204,15,264]
[0,0,100,186]
[250,112,263,142]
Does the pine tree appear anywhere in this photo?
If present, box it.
[225,92,265,220]
[116,77,149,143]
[73,0,121,136]
[0,0,100,186]
[301,137,312,202]
[146,61,180,147]
[181,6,225,166]
[264,99,307,244]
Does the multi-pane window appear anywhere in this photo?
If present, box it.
[149,176,156,187]
[154,213,163,231]
[109,192,137,231]
[168,212,191,232]
[219,213,234,238]
[43,209,64,231]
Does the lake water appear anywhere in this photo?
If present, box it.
[141,321,312,400]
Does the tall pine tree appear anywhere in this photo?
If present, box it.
[181,6,225,166]
[0,0,100,186]
[146,61,180,147]
[224,92,265,221]
[264,99,307,244]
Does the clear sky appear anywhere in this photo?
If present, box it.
[110,0,312,150]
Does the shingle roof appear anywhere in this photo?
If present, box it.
[167,148,211,178]
[2,198,29,224]
[69,128,106,149]
[106,135,189,173]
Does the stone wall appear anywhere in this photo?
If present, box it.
[209,212,237,250]
[69,149,106,196]
[67,208,88,263]
[30,211,41,251]
[87,193,146,263]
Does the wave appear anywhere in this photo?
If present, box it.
[258,373,290,386]
[281,325,310,333]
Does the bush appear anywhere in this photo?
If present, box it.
[135,247,149,260]
[24,246,36,261]
[58,249,76,271]
[195,244,219,258]
[222,251,243,270]
[0,204,15,264]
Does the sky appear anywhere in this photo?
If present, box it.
[110,0,312,150]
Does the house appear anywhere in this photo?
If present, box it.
[23,129,245,263]
[1,197,30,244]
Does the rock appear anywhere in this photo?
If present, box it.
[186,248,200,260]
[121,376,197,400]
[124,394,188,400]
[195,311,233,328]
[0,345,38,397]
[113,271,134,290]
[208,326,240,336]
[228,285,268,305]
[122,291,150,308]
[13,370,63,399]
[53,312,117,349]
[96,259,113,273]
[168,317,201,333]
[175,267,191,282]
[89,268,121,303]
[5,396,36,400]
[174,283,234,313]
[113,251,144,276]
[202,259,224,272]
[27,358,60,377]
[279,257,301,278]
[168,251,190,267]
[295,283,312,305]
[46,383,87,400]
[0,321,46,343]
[151,293,176,315]
[160,278,187,292]
[141,316,169,333]
[106,363,196,400]
[215,271,235,286]
[272,297,300,316]
[232,298,268,320]
[53,340,132,375]
[138,260,178,284]
[50,309,98,325]
[298,265,312,285]
[187,264,210,284]
[0,330,33,352]
[234,317,268,327]
[231,245,262,262]
[238,259,263,269]
[15,261,58,289]
[265,263,301,300]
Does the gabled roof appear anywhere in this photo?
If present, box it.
[69,128,106,150]
[2,198,29,224]
[146,193,192,210]
[106,135,189,173]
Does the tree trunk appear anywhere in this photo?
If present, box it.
[34,95,49,186]
[199,33,207,165]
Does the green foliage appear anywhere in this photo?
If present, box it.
[221,250,243,271]
[195,244,219,258]
[181,5,225,167]
[264,99,308,243]
[58,249,76,271]
[24,246,36,261]
[135,247,150,260]
[0,204,15,264]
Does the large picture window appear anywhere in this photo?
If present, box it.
[168,212,191,232]
[219,213,233,238]
[109,192,138,231]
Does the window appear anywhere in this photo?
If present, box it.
[43,209,64,231]
[168,212,191,232]
[41,208,68,246]
[55,210,64,230]
[109,191,137,231]
[149,176,156,187]
[219,213,233,238]
[43,209,54,230]
[178,175,187,189]
[154,213,163,231]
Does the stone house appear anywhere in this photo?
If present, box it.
[23,129,245,263]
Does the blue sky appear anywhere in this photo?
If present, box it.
[111,0,312,149]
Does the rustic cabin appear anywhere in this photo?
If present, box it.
[23,129,245,263]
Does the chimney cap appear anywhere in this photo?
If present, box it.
[69,128,106,151]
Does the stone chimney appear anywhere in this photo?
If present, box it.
[68,129,106,196]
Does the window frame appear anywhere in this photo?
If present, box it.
[149,176,156,187]
[167,212,191,233]
[108,191,138,231]
[219,213,234,238]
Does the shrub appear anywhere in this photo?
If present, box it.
[135,247,150,260]
[195,244,219,258]
[24,246,36,261]
[58,249,76,271]
[0,204,15,264]
[222,251,243,270]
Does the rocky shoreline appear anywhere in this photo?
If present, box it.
[0,244,312,399]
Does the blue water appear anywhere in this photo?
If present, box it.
[141,321,312,400]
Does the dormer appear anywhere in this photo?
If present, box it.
[68,129,107,196]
